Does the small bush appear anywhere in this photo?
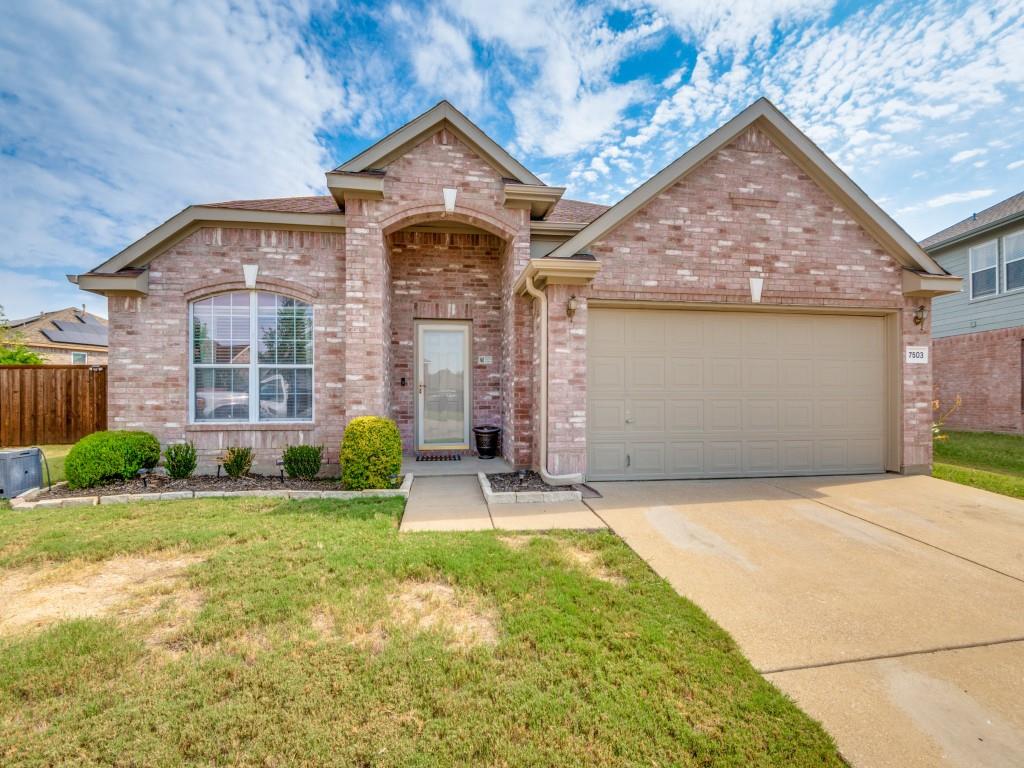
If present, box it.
[164,442,197,479]
[340,416,402,491]
[65,431,160,489]
[221,446,254,478]
[282,444,323,481]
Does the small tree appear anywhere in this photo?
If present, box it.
[0,305,43,365]
[932,395,962,441]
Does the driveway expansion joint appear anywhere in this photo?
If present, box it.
[761,479,1024,586]
[759,636,1024,675]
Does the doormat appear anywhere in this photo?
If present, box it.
[415,453,462,462]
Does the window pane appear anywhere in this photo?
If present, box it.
[972,267,997,298]
[259,367,312,421]
[1005,232,1024,264]
[192,294,251,364]
[1007,258,1024,292]
[257,293,312,365]
[194,367,249,421]
[970,241,998,271]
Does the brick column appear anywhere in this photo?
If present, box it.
[902,296,933,472]
[500,218,534,466]
[343,199,389,419]
[544,284,587,477]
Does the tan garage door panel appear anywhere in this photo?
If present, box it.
[587,309,886,480]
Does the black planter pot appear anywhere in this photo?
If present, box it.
[472,426,501,459]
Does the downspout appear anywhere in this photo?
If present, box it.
[522,274,583,485]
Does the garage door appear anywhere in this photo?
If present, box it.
[587,308,887,480]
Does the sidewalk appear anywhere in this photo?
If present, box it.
[400,476,606,532]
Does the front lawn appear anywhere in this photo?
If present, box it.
[934,430,1024,499]
[0,497,842,766]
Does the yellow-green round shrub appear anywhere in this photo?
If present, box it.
[340,416,402,490]
[65,430,161,489]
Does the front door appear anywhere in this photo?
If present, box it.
[416,321,471,450]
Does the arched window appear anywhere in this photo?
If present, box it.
[190,292,313,423]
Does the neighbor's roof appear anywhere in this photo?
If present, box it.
[201,195,609,225]
[920,190,1024,251]
[5,308,108,349]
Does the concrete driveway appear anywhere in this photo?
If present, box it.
[588,474,1024,768]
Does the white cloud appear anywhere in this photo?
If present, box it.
[925,189,995,208]
[1009,160,1024,170]
[950,148,986,163]
[0,0,361,288]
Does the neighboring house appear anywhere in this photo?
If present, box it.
[71,98,960,479]
[922,191,1024,434]
[4,307,108,365]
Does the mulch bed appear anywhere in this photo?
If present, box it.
[486,471,572,493]
[35,475,353,500]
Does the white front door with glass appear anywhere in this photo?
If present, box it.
[416,322,470,450]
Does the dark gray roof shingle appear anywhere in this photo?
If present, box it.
[920,190,1024,250]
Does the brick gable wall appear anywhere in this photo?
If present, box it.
[543,125,932,475]
[933,327,1024,434]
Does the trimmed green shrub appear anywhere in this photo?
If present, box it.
[164,442,197,479]
[221,446,254,478]
[65,430,161,489]
[282,444,323,481]
[340,416,402,491]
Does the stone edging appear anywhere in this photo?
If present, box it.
[9,475,414,510]
[477,472,581,505]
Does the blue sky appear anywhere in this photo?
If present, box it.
[1,0,1022,319]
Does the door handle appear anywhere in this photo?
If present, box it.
[418,384,426,394]
[625,417,635,424]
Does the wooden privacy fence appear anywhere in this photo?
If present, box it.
[0,365,107,446]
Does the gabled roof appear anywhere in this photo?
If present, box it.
[335,100,544,186]
[920,190,1024,251]
[546,98,946,275]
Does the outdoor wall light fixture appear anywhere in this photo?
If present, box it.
[442,187,457,214]
[566,295,579,319]
[913,305,927,326]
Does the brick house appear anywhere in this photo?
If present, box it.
[4,307,108,365]
[71,99,960,479]
[923,191,1024,434]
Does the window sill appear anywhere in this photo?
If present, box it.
[187,422,315,432]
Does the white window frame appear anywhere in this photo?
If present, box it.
[71,351,88,364]
[1002,228,1024,295]
[968,238,999,300]
[188,291,314,425]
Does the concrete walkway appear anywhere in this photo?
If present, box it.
[400,475,606,532]
[590,474,1024,768]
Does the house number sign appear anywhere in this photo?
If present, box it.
[905,346,928,364]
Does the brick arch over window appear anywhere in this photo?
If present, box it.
[379,204,516,242]
[183,277,319,304]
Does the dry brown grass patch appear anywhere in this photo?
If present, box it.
[389,581,498,650]
[497,535,537,550]
[560,543,627,586]
[310,607,336,640]
[0,552,205,637]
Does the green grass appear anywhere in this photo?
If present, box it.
[933,463,1024,499]
[0,497,842,766]
[933,431,1024,498]
[933,430,1024,477]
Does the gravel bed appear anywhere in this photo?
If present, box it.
[34,475,400,500]
[486,471,572,493]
